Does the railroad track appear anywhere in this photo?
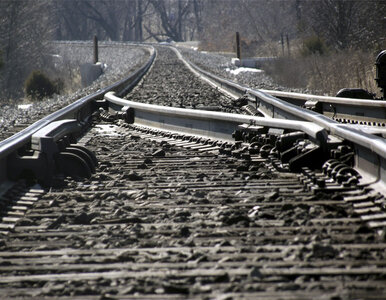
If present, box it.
[181,48,386,126]
[0,43,386,299]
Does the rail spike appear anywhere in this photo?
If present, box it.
[8,119,97,186]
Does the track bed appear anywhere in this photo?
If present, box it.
[0,121,385,299]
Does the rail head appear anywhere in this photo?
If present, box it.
[260,89,386,108]
[174,46,386,125]
[3,43,386,192]
[105,91,327,142]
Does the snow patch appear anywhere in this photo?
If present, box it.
[18,104,33,110]
[94,124,119,136]
[225,67,263,76]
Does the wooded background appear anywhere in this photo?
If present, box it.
[0,0,385,100]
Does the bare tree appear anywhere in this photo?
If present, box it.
[130,0,147,42]
[54,0,120,40]
[301,0,357,50]
[198,1,237,51]
[299,0,385,51]
[146,0,203,42]
[53,0,204,43]
[198,0,298,55]
[123,0,151,42]
[0,0,53,99]
[0,50,3,70]
[192,0,204,36]
[53,0,150,42]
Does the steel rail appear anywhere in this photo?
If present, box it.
[105,91,327,142]
[171,47,386,155]
[2,43,386,190]
[0,45,155,181]
[261,89,386,124]
[170,47,386,188]
[105,91,386,157]
[261,89,386,108]
[174,47,386,124]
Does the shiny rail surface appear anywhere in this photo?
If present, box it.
[105,92,326,141]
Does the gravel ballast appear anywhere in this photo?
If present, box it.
[124,46,236,111]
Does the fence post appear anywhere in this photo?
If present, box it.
[236,32,241,59]
[93,35,98,64]
[286,34,290,57]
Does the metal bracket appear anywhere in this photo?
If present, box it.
[120,106,135,123]
[303,99,323,114]
[8,119,96,185]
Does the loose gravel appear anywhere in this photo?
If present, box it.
[0,122,385,298]
[125,46,235,111]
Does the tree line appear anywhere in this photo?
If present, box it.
[0,0,385,100]
[53,0,204,42]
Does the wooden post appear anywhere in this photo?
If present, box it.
[286,34,290,57]
[236,32,241,59]
[93,35,98,64]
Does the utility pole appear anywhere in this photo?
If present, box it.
[286,34,290,57]
[236,32,241,59]
[93,35,98,64]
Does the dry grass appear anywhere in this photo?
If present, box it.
[265,49,381,97]
[200,33,382,97]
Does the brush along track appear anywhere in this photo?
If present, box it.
[0,119,385,299]
[0,43,149,142]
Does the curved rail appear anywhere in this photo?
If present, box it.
[173,48,386,149]
[172,47,336,122]
[105,91,326,142]
[172,47,386,154]
[104,91,386,189]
